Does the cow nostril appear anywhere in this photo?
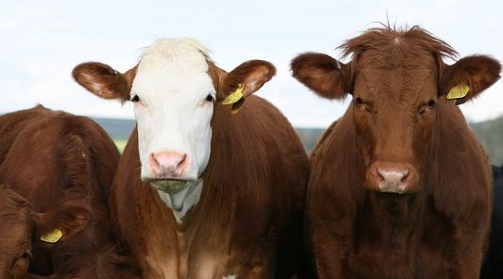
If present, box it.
[150,153,159,167]
[402,171,409,181]
[401,170,410,182]
[175,154,187,170]
[376,168,385,182]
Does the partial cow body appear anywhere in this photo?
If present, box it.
[72,38,309,279]
[0,186,32,279]
[0,106,140,279]
[480,165,503,279]
[292,26,500,279]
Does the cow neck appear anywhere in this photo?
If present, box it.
[156,179,203,224]
[365,192,425,230]
[354,192,426,264]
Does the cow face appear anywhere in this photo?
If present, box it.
[73,38,275,193]
[0,187,91,279]
[292,27,501,195]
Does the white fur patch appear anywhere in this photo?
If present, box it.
[131,38,215,182]
[157,180,203,223]
[222,276,237,279]
[141,38,211,60]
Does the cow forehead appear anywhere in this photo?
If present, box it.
[133,38,213,98]
[134,59,212,99]
[138,53,209,81]
[356,53,438,103]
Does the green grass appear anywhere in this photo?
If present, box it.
[113,139,128,153]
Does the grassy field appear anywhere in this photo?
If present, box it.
[114,139,128,153]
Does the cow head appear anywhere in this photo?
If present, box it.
[72,38,275,195]
[0,186,91,279]
[292,26,501,195]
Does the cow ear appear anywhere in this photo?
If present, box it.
[291,52,352,100]
[72,62,137,102]
[217,60,276,101]
[0,184,30,208]
[31,201,92,243]
[441,55,501,105]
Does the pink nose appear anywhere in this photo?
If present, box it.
[366,162,419,194]
[149,151,188,178]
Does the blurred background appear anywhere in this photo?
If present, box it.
[1,0,502,164]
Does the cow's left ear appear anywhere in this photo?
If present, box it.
[213,60,276,102]
[31,201,91,244]
[440,55,501,105]
[208,60,275,113]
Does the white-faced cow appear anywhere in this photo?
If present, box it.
[72,38,309,279]
[291,26,500,279]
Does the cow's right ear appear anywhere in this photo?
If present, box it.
[291,52,352,100]
[31,201,92,243]
[72,62,137,101]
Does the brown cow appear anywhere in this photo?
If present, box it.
[0,185,92,279]
[72,38,309,279]
[0,106,140,279]
[291,25,501,279]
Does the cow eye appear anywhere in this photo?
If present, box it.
[355,97,363,105]
[428,99,436,107]
[21,251,32,260]
[205,94,214,102]
[130,95,140,102]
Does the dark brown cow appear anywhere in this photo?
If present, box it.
[0,185,92,279]
[72,38,309,278]
[0,106,140,279]
[291,26,501,279]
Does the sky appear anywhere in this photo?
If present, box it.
[1,0,502,128]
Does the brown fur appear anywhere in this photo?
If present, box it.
[72,52,308,278]
[0,106,140,279]
[72,63,137,101]
[208,60,277,101]
[0,187,32,279]
[292,25,501,279]
[0,185,98,279]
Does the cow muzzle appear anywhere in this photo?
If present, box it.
[149,150,188,178]
[366,162,419,194]
[145,150,193,194]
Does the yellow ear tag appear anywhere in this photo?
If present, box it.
[447,83,470,100]
[40,228,63,243]
[231,99,245,114]
[222,84,245,105]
